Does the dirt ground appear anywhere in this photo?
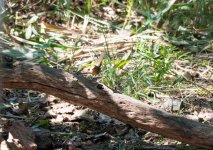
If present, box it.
[0,88,211,150]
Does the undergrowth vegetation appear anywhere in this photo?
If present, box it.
[101,42,179,99]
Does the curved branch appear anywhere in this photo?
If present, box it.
[1,63,213,149]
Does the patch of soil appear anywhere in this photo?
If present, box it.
[0,89,206,150]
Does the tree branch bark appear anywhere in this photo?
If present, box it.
[1,63,213,149]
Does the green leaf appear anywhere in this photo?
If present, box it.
[32,25,39,35]
[155,0,176,22]
[39,119,49,126]
[1,47,38,61]
[114,60,129,69]
[122,51,132,60]
[0,104,12,110]
[27,15,38,24]
[86,0,91,14]
[25,24,32,39]
[31,119,49,128]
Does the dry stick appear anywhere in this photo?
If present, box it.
[75,42,134,54]
[59,42,134,64]
[1,63,213,149]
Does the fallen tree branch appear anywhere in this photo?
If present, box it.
[1,63,213,149]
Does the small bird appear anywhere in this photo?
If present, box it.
[91,52,106,75]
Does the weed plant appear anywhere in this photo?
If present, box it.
[101,42,178,100]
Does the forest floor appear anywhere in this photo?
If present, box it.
[0,87,212,150]
[0,1,213,149]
